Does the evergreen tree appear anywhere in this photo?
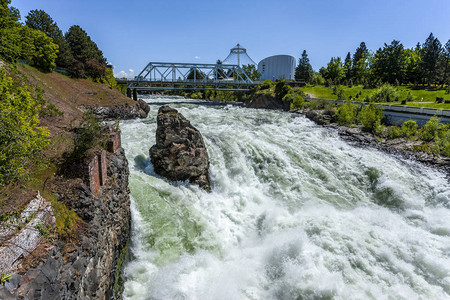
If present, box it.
[404,48,423,85]
[65,25,106,78]
[326,57,344,84]
[372,40,406,84]
[421,33,442,85]
[352,42,369,83]
[65,25,105,64]
[343,52,352,81]
[25,9,73,67]
[439,39,450,85]
[242,64,261,81]
[294,50,313,82]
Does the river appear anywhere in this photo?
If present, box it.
[120,95,450,300]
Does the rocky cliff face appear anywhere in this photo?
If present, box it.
[0,148,131,300]
[149,106,211,191]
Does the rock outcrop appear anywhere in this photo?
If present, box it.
[245,94,290,111]
[81,99,150,120]
[150,105,210,191]
[0,148,131,299]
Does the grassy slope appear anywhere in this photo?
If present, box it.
[2,64,133,216]
[301,84,450,108]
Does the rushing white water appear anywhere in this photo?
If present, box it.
[121,95,450,300]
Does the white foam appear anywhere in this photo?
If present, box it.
[121,95,450,299]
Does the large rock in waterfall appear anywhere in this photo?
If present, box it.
[149,105,210,191]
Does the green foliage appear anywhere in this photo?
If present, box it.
[274,80,292,100]
[421,117,441,142]
[405,92,414,102]
[336,88,346,100]
[421,33,442,85]
[358,103,383,133]
[310,73,325,86]
[260,79,275,90]
[21,27,59,72]
[372,40,406,84]
[283,91,305,110]
[65,112,106,164]
[336,101,357,126]
[65,25,106,78]
[386,126,403,139]
[0,0,22,62]
[186,68,205,80]
[401,120,418,138]
[24,9,71,68]
[295,50,313,82]
[190,91,203,99]
[241,64,261,81]
[436,130,450,157]
[1,273,12,284]
[325,57,344,84]
[0,68,50,186]
[371,84,399,102]
[40,103,63,117]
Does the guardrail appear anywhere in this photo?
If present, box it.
[308,98,450,126]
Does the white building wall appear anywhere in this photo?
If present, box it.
[257,55,296,81]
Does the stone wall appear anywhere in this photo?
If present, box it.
[0,148,131,299]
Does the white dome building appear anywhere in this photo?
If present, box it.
[257,55,296,80]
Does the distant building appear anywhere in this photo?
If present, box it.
[257,55,296,81]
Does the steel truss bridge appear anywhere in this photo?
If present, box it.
[121,62,257,93]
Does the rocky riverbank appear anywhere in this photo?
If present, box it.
[0,147,131,299]
[299,109,450,176]
[80,99,150,120]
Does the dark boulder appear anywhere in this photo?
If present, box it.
[150,105,210,191]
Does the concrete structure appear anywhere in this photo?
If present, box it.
[309,99,450,126]
[258,55,296,81]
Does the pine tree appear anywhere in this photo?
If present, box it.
[294,50,313,82]
[326,57,344,85]
[421,33,442,85]
[65,25,106,78]
[352,42,369,83]
[343,52,352,81]
[439,39,450,85]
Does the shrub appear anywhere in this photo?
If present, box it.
[260,80,274,90]
[421,117,441,142]
[336,88,346,100]
[283,92,305,110]
[275,80,292,100]
[437,130,450,157]
[405,92,414,102]
[336,101,357,126]
[190,92,203,99]
[371,84,399,102]
[401,120,418,138]
[0,68,50,186]
[358,103,383,133]
[386,126,402,139]
[310,73,325,85]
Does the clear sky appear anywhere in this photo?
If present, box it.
[11,0,450,78]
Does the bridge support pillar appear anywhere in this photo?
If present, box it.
[126,88,131,98]
[133,89,138,101]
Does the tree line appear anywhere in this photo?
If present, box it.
[0,0,110,81]
[295,33,450,87]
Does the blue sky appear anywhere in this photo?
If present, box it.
[12,0,450,78]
